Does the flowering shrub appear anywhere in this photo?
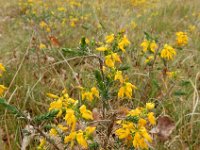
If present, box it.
[37,32,149,149]
[0,29,189,149]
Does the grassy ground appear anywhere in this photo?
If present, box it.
[0,0,200,149]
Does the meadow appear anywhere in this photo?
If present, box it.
[0,0,200,149]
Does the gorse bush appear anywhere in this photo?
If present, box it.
[0,29,188,149]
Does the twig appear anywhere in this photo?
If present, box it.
[103,113,116,149]
[30,123,60,150]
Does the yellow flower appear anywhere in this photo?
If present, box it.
[47,93,59,99]
[147,112,156,125]
[57,124,68,131]
[125,82,136,98]
[46,27,51,33]
[39,21,47,28]
[150,40,157,53]
[0,85,7,96]
[57,7,66,12]
[133,132,148,149]
[133,132,143,148]
[82,91,93,101]
[49,128,57,136]
[145,55,154,64]
[141,39,157,53]
[79,105,93,120]
[0,63,6,72]
[85,126,96,136]
[138,118,147,127]
[176,32,188,46]
[114,70,124,83]
[115,128,130,139]
[85,38,90,44]
[64,131,76,148]
[160,44,176,60]
[133,127,152,149]
[64,109,76,131]
[122,122,135,129]
[96,46,108,51]
[39,43,46,49]
[37,138,46,149]
[128,108,141,116]
[118,82,137,99]
[105,34,114,43]
[141,39,149,52]
[76,130,88,149]
[166,71,177,78]
[105,53,121,68]
[49,99,62,117]
[0,63,6,77]
[116,121,153,149]
[112,53,121,62]
[64,98,78,107]
[146,102,155,110]
[140,127,152,142]
[118,86,125,98]
[115,122,135,139]
[91,87,99,98]
[118,35,131,52]
[105,55,114,67]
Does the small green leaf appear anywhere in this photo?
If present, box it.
[33,109,59,123]
[94,70,102,83]
[180,80,190,86]
[125,116,139,124]
[89,142,99,150]
[0,98,25,118]
[118,65,130,71]
[173,90,187,96]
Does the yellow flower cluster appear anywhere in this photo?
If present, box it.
[176,32,188,47]
[160,44,176,60]
[81,87,99,101]
[141,39,158,53]
[39,43,47,49]
[96,33,137,100]
[118,35,131,52]
[96,33,131,54]
[115,103,156,149]
[96,33,130,68]
[114,70,137,99]
[39,21,51,33]
[140,39,158,64]
[79,105,93,120]
[105,53,121,68]
[140,32,188,65]
[64,126,96,149]
[44,89,97,149]
[0,63,7,97]
[118,82,137,99]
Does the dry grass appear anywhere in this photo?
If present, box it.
[0,0,200,149]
